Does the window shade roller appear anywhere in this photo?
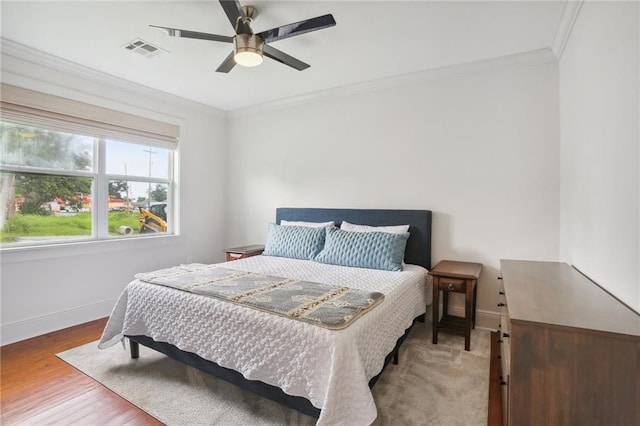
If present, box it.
[0,84,179,149]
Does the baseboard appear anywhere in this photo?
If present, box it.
[446,306,500,331]
[1,299,116,346]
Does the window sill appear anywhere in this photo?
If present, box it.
[1,234,184,264]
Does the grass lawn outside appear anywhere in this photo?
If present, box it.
[0,211,141,243]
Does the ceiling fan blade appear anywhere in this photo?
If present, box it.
[219,0,246,33]
[150,25,233,43]
[216,51,236,73]
[263,44,309,71]
[257,14,336,44]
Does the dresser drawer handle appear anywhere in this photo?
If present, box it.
[448,283,455,291]
[497,302,505,307]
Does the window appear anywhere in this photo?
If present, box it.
[0,84,178,248]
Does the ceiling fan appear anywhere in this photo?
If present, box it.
[150,0,336,73]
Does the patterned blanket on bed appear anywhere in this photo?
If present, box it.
[136,264,384,329]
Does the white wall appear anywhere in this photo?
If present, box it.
[0,42,228,345]
[226,53,561,324]
[559,1,640,311]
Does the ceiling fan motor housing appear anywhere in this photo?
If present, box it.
[234,34,264,66]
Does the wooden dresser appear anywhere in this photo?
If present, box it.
[499,260,640,426]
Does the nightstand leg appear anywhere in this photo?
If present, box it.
[472,279,478,329]
[432,278,439,344]
[465,282,472,351]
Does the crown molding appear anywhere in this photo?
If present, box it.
[0,38,226,119]
[1,37,559,121]
[551,0,584,60]
[229,48,557,118]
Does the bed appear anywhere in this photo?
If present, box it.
[99,207,433,425]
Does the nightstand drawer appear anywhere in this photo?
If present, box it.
[438,278,466,292]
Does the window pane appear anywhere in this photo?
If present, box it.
[0,172,93,245]
[107,179,138,237]
[106,140,169,179]
[107,180,168,237]
[0,121,94,172]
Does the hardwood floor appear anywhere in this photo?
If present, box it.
[1,318,162,425]
[1,320,503,425]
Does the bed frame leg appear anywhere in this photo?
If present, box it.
[130,339,139,359]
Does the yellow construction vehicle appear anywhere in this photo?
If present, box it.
[139,203,167,233]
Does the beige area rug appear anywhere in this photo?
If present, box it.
[57,322,490,426]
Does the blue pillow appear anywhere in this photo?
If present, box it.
[314,227,409,271]
[262,223,326,260]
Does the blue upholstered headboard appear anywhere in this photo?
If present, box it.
[275,208,432,270]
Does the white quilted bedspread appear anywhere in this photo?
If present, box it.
[99,256,432,426]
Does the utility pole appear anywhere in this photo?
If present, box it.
[142,148,157,208]
[124,162,131,211]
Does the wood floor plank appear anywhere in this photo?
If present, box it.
[20,387,157,426]
[2,375,98,424]
[120,413,165,426]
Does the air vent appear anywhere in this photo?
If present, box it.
[123,39,167,58]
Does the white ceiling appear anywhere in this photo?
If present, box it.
[1,1,566,111]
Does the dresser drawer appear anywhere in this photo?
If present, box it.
[438,277,466,292]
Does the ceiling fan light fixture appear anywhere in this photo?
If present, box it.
[234,34,263,67]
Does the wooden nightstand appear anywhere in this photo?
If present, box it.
[223,244,265,262]
[429,260,482,351]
